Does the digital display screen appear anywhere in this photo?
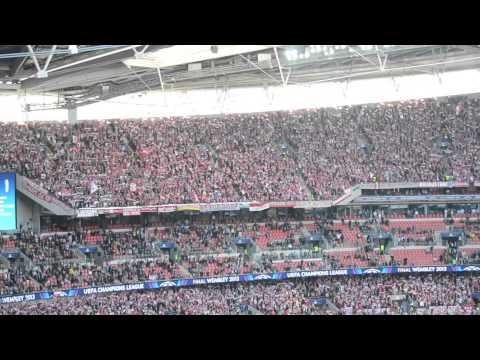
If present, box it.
[0,173,16,231]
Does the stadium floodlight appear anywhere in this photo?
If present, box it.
[68,45,79,55]
[340,45,347,49]
[291,49,298,60]
[365,45,373,51]
[286,50,296,61]
[299,53,304,60]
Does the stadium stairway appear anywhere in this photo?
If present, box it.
[204,143,220,163]
[175,263,193,278]
[326,298,340,314]
[245,305,264,315]
[16,251,35,270]
[0,254,10,269]
[93,246,106,266]
[72,248,88,263]
[26,274,42,290]
[279,137,315,200]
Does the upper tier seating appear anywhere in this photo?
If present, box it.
[1,96,479,208]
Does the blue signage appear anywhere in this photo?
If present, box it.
[159,241,176,249]
[356,195,480,203]
[78,246,97,254]
[0,173,16,231]
[1,264,480,305]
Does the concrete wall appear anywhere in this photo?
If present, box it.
[68,107,77,124]
[16,192,40,233]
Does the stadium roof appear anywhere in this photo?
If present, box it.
[1,45,480,111]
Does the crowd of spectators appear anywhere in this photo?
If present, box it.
[0,268,40,296]
[99,228,152,258]
[1,273,478,315]
[27,262,107,290]
[153,222,235,253]
[394,228,436,246]
[15,232,78,263]
[1,210,480,296]
[183,256,241,277]
[21,257,178,292]
[1,96,479,208]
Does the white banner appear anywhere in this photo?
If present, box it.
[77,208,98,218]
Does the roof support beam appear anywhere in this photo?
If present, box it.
[347,46,378,67]
[27,45,58,78]
[9,46,30,76]
[133,45,150,58]
[374,45,388,72]
[42,45,57,72]
[273,46,286,86]
[27,45,42,73]
[239,54,282,85]
[124,63,152,91]
[285,67,292,86]
[20,45,144,81]
[157,67,164,91]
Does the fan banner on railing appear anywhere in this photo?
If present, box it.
[199,202,247,212]
[77,208,98,218]
[249,202,271,212]
[2,264,479,305]
[140,207,158,214]
[157,205,177,213]
[122,208,141,216]
[73,179,480,218]
[176,205,201,212]
[293,201,328,209]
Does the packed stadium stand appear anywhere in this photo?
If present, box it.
[2,45,480,315]
[1,96,479,209]
[1,273,478,315]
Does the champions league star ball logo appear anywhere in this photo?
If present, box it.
[463,266,480,272]
[254,274,272,280]
[363,268,382,274]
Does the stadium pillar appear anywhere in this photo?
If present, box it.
[32,203,41,233]
[68,106,77,124]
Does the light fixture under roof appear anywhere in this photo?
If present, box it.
[68,45,79,54]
